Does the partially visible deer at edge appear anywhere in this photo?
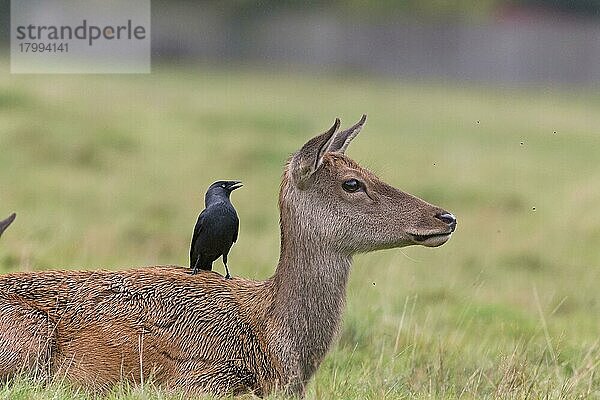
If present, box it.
[0,115,456,397]
[0,213,15,238]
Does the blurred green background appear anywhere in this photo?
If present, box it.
[1,1,600,399]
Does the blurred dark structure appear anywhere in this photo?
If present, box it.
[2,0,600,84]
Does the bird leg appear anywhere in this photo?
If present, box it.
[191,257,200,275]
[223,255,232,279]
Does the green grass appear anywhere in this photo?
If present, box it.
[1,61,599,399]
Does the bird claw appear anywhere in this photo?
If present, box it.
[225,273,232,280]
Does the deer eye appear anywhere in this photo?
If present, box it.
[342,179,361,193]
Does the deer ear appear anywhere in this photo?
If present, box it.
[0,213,16,238]
[326,114,367,154]
[290,118,341,189]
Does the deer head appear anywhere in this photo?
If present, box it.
[282,115,456,255]
[0,213,16,239]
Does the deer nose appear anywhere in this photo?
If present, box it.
[435,212,457,232]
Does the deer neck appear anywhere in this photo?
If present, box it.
[267,208,352,385]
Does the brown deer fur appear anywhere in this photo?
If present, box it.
[0,115,455,397]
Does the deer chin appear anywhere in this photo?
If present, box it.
[409,232,452,247]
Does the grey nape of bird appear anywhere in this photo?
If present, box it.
[0,213,16,238]
[190,181,242,279]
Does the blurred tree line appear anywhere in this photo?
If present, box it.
[178,0,600,18]
[521,0,600,15]
[1,0,599,47]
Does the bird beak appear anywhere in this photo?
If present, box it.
[228,181,243,191]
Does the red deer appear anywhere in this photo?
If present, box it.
[0,115,456,397]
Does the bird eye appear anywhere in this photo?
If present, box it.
[221,184,226,188]
[342,179,361,193]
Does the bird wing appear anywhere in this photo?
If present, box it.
[190,210,206,265]
[232,219,239,243]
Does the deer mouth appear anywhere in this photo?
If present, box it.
[410,232,452,247]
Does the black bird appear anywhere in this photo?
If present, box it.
[190,181,242,278]
[0,213,16,238]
